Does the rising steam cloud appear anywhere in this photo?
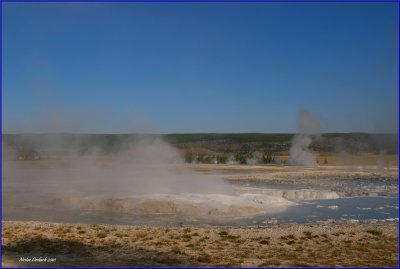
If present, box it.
[3,135,234,196]
[288,109,320,167]
[4,135,296,224]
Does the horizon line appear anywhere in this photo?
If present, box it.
[2,132,398,135]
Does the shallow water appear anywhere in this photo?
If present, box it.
[251,196,399,225]
[226,178,398,225]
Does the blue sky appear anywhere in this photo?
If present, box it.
[2,2,398,133]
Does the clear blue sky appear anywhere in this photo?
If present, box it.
[3,2,398,134]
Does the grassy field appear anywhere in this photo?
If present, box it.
[2,221,398,267]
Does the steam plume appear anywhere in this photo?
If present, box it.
[288,109,320,166]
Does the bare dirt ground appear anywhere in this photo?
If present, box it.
[2,221,398,267]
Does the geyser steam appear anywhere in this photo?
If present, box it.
[3,135,295,223]
[288,109,320,166]
[3,135,234,196]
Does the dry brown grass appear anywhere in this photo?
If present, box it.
[2,221,398,267]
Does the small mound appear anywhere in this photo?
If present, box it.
[69,193,295,221]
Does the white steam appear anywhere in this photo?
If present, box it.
[246,152,262,165]
[226,155,239,165]
[288,109,320,167]
[3,136,234,196]
[3,135,298,223]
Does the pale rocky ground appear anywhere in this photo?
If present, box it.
[2,221,398,267]
[196,164,398,197]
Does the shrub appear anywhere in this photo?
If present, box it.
[218,231,229,236]
[96,233,107,239]
[365,230,383,236]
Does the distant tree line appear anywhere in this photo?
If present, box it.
[184,151,281,164]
